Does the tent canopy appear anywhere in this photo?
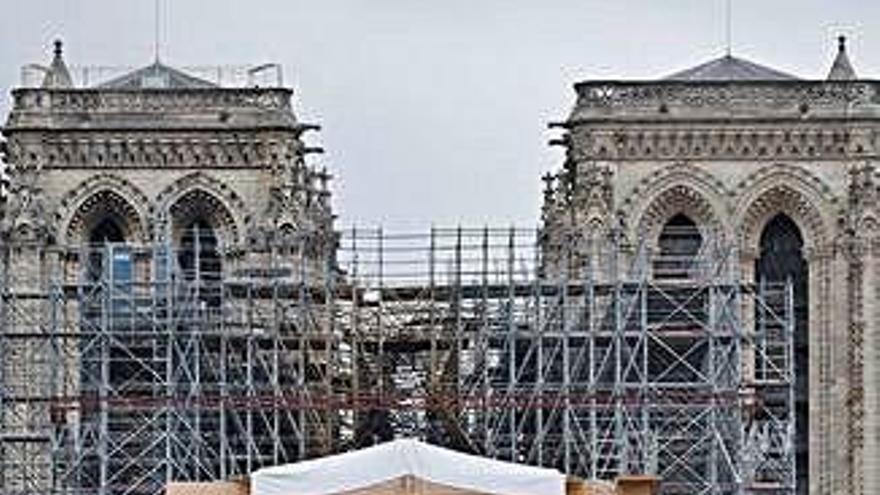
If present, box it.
[251,439,566,495]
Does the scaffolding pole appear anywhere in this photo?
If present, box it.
[0,227,795,495]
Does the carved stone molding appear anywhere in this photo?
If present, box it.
[739,184,827,251]
[572,165,614,238]
[635,184,721,245]
[736,168,836,252]
[168,189,238,249]
[572,81,874,112]
[65,189,146,244]
[0,183,49,243]
[32,134,302,170]
[10,87,292,115]
[154,172,251,247]
[570,126,873,162]
[54,173,150,244]
[622,163,728,244]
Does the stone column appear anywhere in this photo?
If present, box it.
[806,248,833,495]
[827,243,852,494]
[861,236,880,495]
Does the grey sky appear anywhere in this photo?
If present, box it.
[1,0,877,230]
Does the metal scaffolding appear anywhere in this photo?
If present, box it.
[0,227,795,495]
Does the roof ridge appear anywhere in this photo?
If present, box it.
[664,53,798,81]
[97,61,217,89]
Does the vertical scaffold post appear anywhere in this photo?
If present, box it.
[245,275,254,474]
[507,227,516,461]
[587,237,597,479]
[612,227,624,475]
[271,242,281,465]
[534,226,545,467]
[481,227,490,454]
[99,245,110,495]
[562,228,572,472]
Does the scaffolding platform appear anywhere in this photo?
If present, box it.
[0,227,796,495]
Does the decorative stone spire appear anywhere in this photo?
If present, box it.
[827,35,857,81]
[41,39,74,88]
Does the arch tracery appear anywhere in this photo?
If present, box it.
[56,174,150,245]
[734,164,837,254]
[65,190,146,245]
[633,183,723,247]
[155,172,249,247]
[622,164,729,246]
[736,185,833,255]
[166,188,238,249]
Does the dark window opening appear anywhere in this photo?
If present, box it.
[756,213,808,495]
[88,217,124,244]
[654,213,702,279]
[87,218,128,283]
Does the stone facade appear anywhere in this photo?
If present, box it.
[2,34,879,495]
[1,53,335,272]
[541,40,880,495]
[0,43,335,494]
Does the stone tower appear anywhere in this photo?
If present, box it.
[542,37,879,495]
[0,41,335,494]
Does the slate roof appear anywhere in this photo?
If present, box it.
[664,54,798,81]
[98,62,217,89]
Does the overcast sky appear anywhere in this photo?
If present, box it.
[1,0,878,230]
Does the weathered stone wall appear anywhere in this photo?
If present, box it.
[0,81,336,493]
[542,80,880,495]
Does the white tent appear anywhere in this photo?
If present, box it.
[251,439,566,495]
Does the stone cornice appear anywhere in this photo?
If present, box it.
[5,87,297,130]
[560,125,876,162]
[3,131,311,170]
[568,80,880,122]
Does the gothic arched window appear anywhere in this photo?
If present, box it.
[168,188,234,308]
[654,213,702,279]
[69,189,141,284]
[755,213,808,495]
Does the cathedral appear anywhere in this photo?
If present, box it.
[541,36,878,495]
[0,41,337,494]
[1,35,878,495]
